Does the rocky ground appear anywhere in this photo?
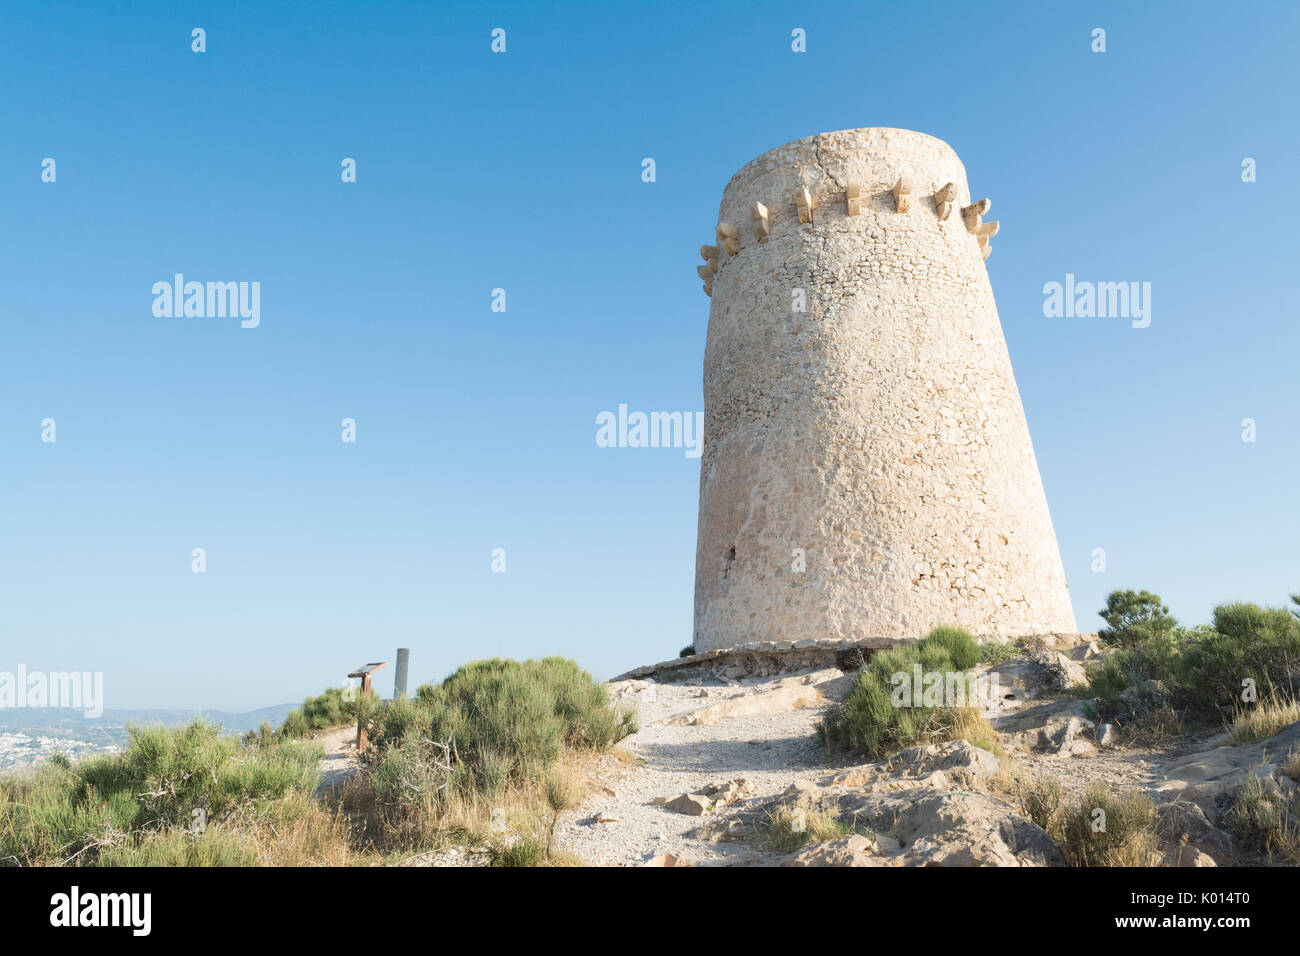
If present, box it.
[549,635,1296,867]
[312,635,1299,866]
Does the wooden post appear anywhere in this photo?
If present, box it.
[347,662,387,751]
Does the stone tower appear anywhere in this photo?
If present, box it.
[692,128,1074,653]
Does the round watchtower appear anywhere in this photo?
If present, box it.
[692,127,1075,652]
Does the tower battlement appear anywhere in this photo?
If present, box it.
[692,128,1074,653]
[696,128,997,297]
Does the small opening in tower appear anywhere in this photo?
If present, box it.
[723,546,736,577]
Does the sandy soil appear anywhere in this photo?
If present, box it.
[557,674,852,866]
[554,672,1184,867]
[313,726,359,794]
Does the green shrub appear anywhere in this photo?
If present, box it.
[978,639,1020,666]
[1176,603,1300,707]
[491,835,546,867]
[352,731,450,849]
[396,658,636,788]
[1058,783,1157,866]
[1086,631,1179,705]
[679,645,696,658]
[817,626,989,756]
[922,626,980,670]
[1087,591,1300,723]
[1016,774,1064,832]
[278,685,352,739]
[1097,589,1175,648]
[0,720,320,867]
[1229,776,1300,863]
[98,826,257,867]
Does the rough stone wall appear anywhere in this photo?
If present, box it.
[693,128,1074,652]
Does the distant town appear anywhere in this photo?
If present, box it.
[0,704,293,773]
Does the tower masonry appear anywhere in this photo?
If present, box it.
[693,127,1075,653]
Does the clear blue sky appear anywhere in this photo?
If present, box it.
[2,1,1297,711]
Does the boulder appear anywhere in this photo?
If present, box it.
[1029,650,1089,691]
[1153,800,1234,864]
[1154,720,1300,818]
[892,739,1001,786]
[699,778,752,807]
[1119,679,1170,711]
[663,793,711,816]
[776,781,828,812]
[786,834,881,867]
[666,674,831,726]
[607,679,657,703]
[1067,641,1103,662]
[982,658,1052,713]
[827,740,999,791]
[837,787,1064,866]
[1164,846,1217,867]
[994,698,1097,755]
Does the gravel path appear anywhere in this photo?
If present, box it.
[557,673,844,866]
[313,726,359,794]
[555,666,1192,867]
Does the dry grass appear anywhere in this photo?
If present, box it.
[608,745,644,766]
[762,805,852,853]
[1226,697,1300,746]
[942,707,1006,756]
[1283,748,1300,783]
[339,748,598,864]
[1014,772,1065,832]
[1229,773,1300,864]
[1117,703,1185,748]
[247,802,353,866]
[1056,783,1160,866]
[1001,771,1161,866]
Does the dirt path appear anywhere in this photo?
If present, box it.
[313,726,359,794]
[558,674,850,866]
[556,670,1179,867]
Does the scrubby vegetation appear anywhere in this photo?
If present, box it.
[1057,783,1158,866]
[0,721,327,866]
[342,657,636,855]
[276,685,354,739]
[1014,772,1065,833]
[1227,697,1300,745]
[1086,588,1300,732]
[1096,589,1175,648]
[490,834,548,867]
[1229,772,1300,864]
[3,656,635,868]
[977,637,1022,666]
[818,626,999,757]
[763,805,851,853]
[1010,773,1158,866]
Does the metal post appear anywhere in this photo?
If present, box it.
[394,648,410,698]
